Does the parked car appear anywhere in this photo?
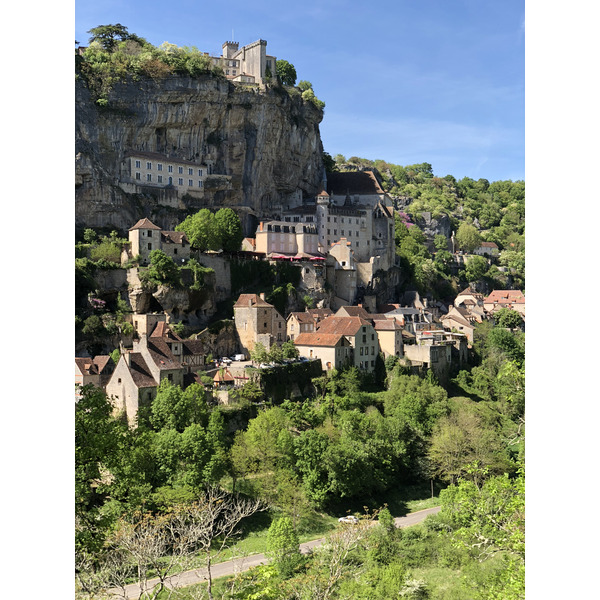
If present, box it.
[221,357,232,365]
[231,354,246,361]
[338,515,359,524]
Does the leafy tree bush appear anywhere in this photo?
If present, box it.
[275,59,297,86]
[214,207,243,252]
[90,238,121,264]
[266,516,302,577]
[455,222,482,253]
[140,249,181,288]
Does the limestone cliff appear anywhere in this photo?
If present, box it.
[75,74,325,234]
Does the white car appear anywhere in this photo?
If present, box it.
[338,515,359,524]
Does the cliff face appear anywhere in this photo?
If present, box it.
[75,75,325,234]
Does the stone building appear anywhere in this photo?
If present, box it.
[120,151,212,200]
[255,220,320,257]
[314,315,379,372]
[279,171,395,290]
[213,39,277,84]
[286,311,316,341]
[105,321,207,425]
[293,332,352,371]
[233,293,286,355]
[125,217,191,266]
[484,289,525,317]
[373,319,404,359]
[75,355,115,397]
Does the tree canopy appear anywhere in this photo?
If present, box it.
[275,59,297,86]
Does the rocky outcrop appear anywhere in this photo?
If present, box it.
[75,75,325,235]
[126,268,218,331]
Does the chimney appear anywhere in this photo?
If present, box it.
[260,292,266,301]
[124,352,131,367]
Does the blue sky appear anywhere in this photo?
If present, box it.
[75,0,524,182]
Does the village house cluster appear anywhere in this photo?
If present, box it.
[76,37,525,426]
[77,283,524,425]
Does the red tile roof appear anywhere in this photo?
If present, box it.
[161,231,189,245]
[129,217,161,231]
[485,290,525,304]
[234,294,274,308]
[316,316,371,336]
[213,368,235,383]
[294,332,346,347]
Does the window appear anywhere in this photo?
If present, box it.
[146,162,152,169]
[341,230,344,235]
[263,322,267,328]
[168,165,173,173]
[363,335,366,343]
[135,172,141,180]
[188,180,193,186]
[147,174,152,181]
[148,243,152,249]
[168,373,173,381]
[147,230,152,237]
[198,169,203,176]
[157,163,163,171]
[371,360,375,367]
[360,347,363,356]
[157,175,163,183]
[198,181,203,188]
[173,248,177,255]
[188,168,193,175]
[178,166,183,174]
[178,178,184,185]
[118,378,122,383]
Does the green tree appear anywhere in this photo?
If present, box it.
[251,342,269,365]
[142,249,181,287]
[281,340,299,360]
[464,255,488,283]
[266,516,302,577]
[83,228,98,243]
[297,80,312,92]
[176,209,220,252]
[494,308,524,330]
[90,238,121,263]
[75,385,124,553]
[82,314,106,338]
[456,222,482,253]
[428,402,511,485]
[150,380,208,432]
[87,24,146,52]
[275,59,297,86]
[214,207,243,252]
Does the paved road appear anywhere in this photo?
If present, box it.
[112,506,441,598]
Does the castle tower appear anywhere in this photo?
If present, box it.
[222,41,239,59]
